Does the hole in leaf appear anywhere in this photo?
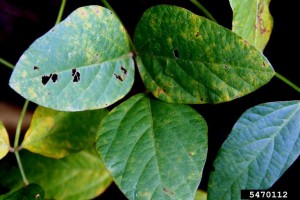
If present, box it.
[72,68,77,76]
[114,73,123,81]
[33,66,39,70]
[42,74,52,85]
[224,65,228,69]
[121,65,127,75]
[73,72,80,82]
[173,48,179,59]
[35,194,41,199]
[51,74,58,83]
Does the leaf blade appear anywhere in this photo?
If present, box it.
[134,5,274,104]
[208,101,300,200]
[22,106,108,158]
[0,122,10,160]
[96,93,208,199]
[229,0,273,51]
[9,6,134,111]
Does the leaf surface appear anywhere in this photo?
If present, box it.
[1,149,112,200]
[0,122,10,160]
[96,93,208,200]
[22,106,108,158]
[207,101,300,200]
[134,5,274,104]
[0,184,44,200]
[9,6,134,111]
[230,0,273,51]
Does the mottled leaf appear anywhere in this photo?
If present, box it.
[22,106,108,158]
[1,150,112,200]
[230,0,273,51]
[134,5,274,104]
[208,101,300,200]
[9,6,134,111]
[0,184,44,200]
[0,122,10,160]
[96,93,208,200]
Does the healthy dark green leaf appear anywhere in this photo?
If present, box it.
[230,0,273,51]
[208,101,300,200]
[96,93,208,200]
[22,106,108,158]
[134,5,274,104]
[0,184,44,200]
[9,6,134,111]
[0,122,10,160]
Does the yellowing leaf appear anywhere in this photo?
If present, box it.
[0,122,10,160]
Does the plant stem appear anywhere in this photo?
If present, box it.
[275,72,300,93]
[14,100,29,185]
[0,57,14,69]
[190,0,217,23]
[101,0,137,53]
[55,0,67,25]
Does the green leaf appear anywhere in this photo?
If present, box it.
[229,0,273,51]
[194,189,207,200]
[0,122,10,160]
[1,150,112,200]
[9,5,134,111]
[96,93,208,200]
[0,184,44,200]
[134,5,274,104]
[22,106,108,158]
[207,101,300,200]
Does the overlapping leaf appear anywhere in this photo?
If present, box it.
[9,5,134,111]
[0,184,44,200]
[96,93,208,200]
[0,122,10,160]
[0,149,112,200]
[22,106,108,158]
[208,101,300,200]
[134,5,274,104]
[230,0,273,51]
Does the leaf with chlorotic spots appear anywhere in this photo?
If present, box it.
[0,122,10,160]
[134,5,274,104]
[96,93,208,200]
[229,0,273,52]
[9,5,134,111]
[22,106,108,158]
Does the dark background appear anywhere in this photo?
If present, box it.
[0,0,299,199]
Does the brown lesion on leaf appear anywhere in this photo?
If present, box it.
[33,66,39,70]
[114,73,123,81]
[256,2,267,35]
[154,88,165,96]
[195,31,200,37]
[163,187,174,196]
[121,65,127,75]
[262,61,267,67]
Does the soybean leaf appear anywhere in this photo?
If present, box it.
[22,106,108,158]
[0,122,10,160]
[230,0,273,51]
[195,189,207,200]
[207,101,300,200]
[96,93,208,200]
[9,5,134,111]
[0,184,44,200]
[134,5,274,104]
[1,149,112,200]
